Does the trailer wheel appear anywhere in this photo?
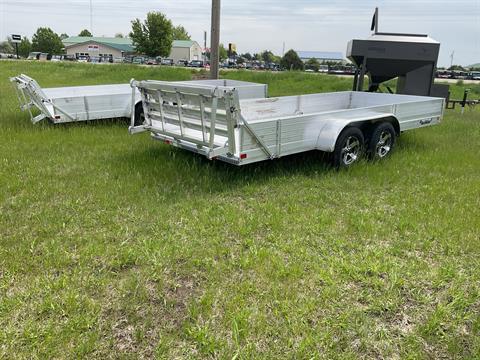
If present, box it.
[333,127,364,168]
[134,102,145,126]
[368,122,396,160]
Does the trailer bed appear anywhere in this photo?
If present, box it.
[130,80,444,165]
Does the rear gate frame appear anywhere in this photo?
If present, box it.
[129,80,242,159]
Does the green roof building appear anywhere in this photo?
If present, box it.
[63,37,202,61]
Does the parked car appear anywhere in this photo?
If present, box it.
[132,56,146,64]
[265,62,280,71]
[161,58,174,66]
[450,71,469,80]
[64,55,76,62]
[99,55,113,63]
[436,70,451,79]
[27,52,41,60]
[50,55,64,62]
[177,59,188,66]
[77,56,89,63]
[145,58,158,65]
[88,56,101,63]
[188,60,205,68]
[38,53,51,61]
[319,65,329,73]
[469,71,480,80]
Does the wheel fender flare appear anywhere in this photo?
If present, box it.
[315,114,399,152]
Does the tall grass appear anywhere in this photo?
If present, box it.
[0,61,479,359]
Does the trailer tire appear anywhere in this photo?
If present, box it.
[134,102,145,127]
[333,127,365,168]
[367,122,396,160]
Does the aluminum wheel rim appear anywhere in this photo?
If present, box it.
[375,131,392,158]
[341,136,361,165]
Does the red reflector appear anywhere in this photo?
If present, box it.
[240,153,247,159]
[164,140,172,145]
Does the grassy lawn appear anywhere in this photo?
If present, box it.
[0,61,479,359]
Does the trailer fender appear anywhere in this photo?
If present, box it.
[315,114,400,152]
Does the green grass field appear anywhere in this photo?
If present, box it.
[0,61,479,359]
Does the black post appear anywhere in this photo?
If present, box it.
[356,57,367,91]
[461,89,470,115]
[15,43,19,59]
[352,68,359,91]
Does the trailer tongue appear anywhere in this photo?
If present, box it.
[130,79,444,167]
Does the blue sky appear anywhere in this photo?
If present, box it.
[1,0,479,66]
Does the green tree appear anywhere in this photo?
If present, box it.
[78,29,92,37]
[281,49,304,71]
[261,50,275,63]
[60,33,69,40]
[114,33,124,38]
[32,27,64,54]
[206,44,228,62]
[18,37,32,57]
[219,43,228,61]
[241,52,252,61]
[130,12,173,57]
[172,25,191,40]
[448,65,465,71]
[0,40,13,54]
[306,58,320,72]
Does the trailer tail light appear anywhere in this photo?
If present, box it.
[164,139,172,145]
[240,153,247,159]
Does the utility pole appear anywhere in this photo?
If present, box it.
[89,0,93,34]
[204,30,207,62]
[450,51,455,68]
[210,0,221,79]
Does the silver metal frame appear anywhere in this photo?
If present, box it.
[131,80,445,166]
[10,74,137,124]
[9,75,268,125]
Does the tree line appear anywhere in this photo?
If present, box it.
[0,11,191,58]
[0,10,308,71]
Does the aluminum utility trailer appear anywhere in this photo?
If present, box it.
[10,74,267,124]
[10,74,138,124]
[130,80,445,167]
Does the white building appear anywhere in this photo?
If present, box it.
[63,36,202,61]
[168,40,203,62]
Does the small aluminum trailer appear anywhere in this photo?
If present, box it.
[10,74,267,125]
[10,74,138,124]
[130,80,445,167]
